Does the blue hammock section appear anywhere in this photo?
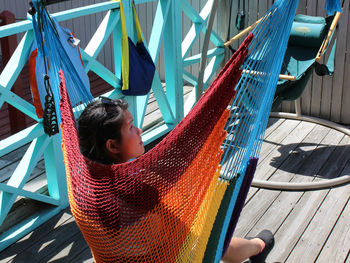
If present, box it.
[30,0,93,126]
[202,0,299,261]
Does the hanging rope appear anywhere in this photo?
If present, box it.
[30,1,59,135]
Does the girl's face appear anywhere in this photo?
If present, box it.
[118,109,144,162]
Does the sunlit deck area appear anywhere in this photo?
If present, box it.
[0,115,349,263]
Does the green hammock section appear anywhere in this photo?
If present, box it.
[273,14,336,109]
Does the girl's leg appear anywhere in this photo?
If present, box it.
[221,237,264,263]
[222,230,275,263]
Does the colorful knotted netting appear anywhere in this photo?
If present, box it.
[59,35,253,263]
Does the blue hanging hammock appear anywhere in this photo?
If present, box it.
[29,0,93,135]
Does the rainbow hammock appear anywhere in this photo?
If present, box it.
[57,0,299,262]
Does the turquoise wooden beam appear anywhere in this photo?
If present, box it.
[183,47,224,67]
[202,54,225,85]
[152,73,176,123]
[0,86,39,122]
[0,135,51,225]
[0,183,60,206]
[142,123,176,145]
[84,9,120,60]
[113,18,122,83]
[181,0,223,59]
[148,0,171,61]
[101,89,124,100]
[0,124,44,157]
[44,135,68,206]
[0,2,119,38]
[183,70,198,86]
[0,31,36,120]
[163,0,184,122]
[52,1,119,23]
[134,0,155,4]
[135,94,150,128]
[0,31,33,91]
[80,49,120,88]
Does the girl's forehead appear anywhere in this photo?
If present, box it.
[123,110,133,122]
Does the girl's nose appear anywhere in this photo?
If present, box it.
[137,127,142,135]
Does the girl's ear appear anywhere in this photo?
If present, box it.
[105,139,121,155]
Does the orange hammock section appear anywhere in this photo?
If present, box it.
[60,34,253,262]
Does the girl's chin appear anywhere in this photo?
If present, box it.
[139,147,145,155]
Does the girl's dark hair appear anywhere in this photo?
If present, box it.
[78,98,128,164]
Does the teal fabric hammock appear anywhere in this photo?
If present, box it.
[272,0,343,109]
[272,14,337,109]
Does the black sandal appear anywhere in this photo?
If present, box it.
[249,230,275,263]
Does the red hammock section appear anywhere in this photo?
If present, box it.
[60,34,253,262]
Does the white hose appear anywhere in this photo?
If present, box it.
[251,112,350,191]
[252,176,350,191]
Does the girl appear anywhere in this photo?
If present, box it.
[78,97,274,263]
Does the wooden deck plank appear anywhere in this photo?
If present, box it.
[6,216,81,263]
[235,124,331,237]
[0,145,27,170]
[264,118,283,138]
[265,136,350,262]
[316,196,350,262]
[67,246,93,263]
[291,128,346,179]
[242,128,347,261]
[285,183,350,263]
[255,120,315,179]
[42,231,89,263]
[317,135,350,179]
[0,208,73,262]
[258,118,301,162]
[245,120,317,202]
[266,187,329,262]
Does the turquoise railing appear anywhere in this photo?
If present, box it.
[0,0,225,251]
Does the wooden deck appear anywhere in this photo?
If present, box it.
[0,112,349,262]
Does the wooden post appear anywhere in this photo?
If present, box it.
[0,11,26,135]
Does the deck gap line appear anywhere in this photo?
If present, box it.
[284,188,331,263]
[314,195,350,263]
[245,188,284,238]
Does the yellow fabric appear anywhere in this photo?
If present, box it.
[114,0,144,91]
[117,0,129,91]
[176,167,228,263]
[132,2,144,43]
